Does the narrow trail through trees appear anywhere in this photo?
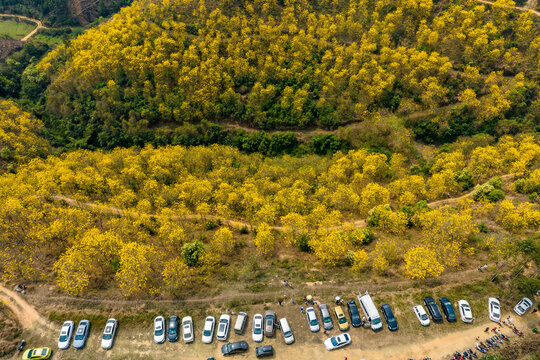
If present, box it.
[48,174,515,231]
[0,14,45,41]
[477,0,540,16]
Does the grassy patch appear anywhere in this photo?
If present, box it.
[0,20,36,40]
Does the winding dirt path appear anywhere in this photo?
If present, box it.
[47,174,515,231]
[0,14,45,41]
[477,0,540,16]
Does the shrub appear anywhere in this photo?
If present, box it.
[486,189,505,202]
[478,222,488,233]
[488,176,502,189]
[239,225,249,234]
[205,219,218,230]
[182,240,205,267]
[297,233,312,252]
[512,276,540,298]
[456,170,474,191]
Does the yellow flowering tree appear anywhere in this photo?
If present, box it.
[404,246,444,279]
[253,223,275,257]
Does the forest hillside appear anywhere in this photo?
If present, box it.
[35,0,539,149]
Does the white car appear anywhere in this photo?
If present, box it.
[306,307,320,332]
[182,316,194,343]
[324,333,351,350]
[488,297,501,322]
[58,320,74,350]
[153,316,165,344]
[413,305,430,326]
[252,314,264,342]
[458,300,473,323]
[202,316,215,344]
[216,314,231,341]
[101,318,118,350]
[514,297,533,315]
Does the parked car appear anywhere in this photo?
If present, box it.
[167,315,179,342]
[319,304,334,330]
[264,310,276,337]
[73,319,91,349]
[334,306,349,331]
[101,318,118,350]
[256,345,274,358]
[358,293,383,331]
[217,314,231,341]
[306,307,320,332]
[347,300,362,327]
[154,316,166,344]
[424,297,443,323]
[221,341,248,356]
[458,300,473,323]
[380,303,398,331]
[488,297,501,322]
[58,320,74,350]
[324,333,351,351]
[234,312,248,335]
[182,316,194,343]
[413,305,430,326]
[514,297,533,315]
[439,297,457,322]
[279,318,294,345]
[22,348,52,360]
[252,314,264,342]
[202,316,216,344]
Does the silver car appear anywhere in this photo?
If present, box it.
[58,320,74,350]
[182,316,194,343]
[514,297,533,315]
[101,318,118,350]
[319,304,333,330]
[264,310,276,337]
[73,320,90,349]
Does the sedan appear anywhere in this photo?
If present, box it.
[101,318,118,350]
[264,310,276,337]
[488,297,501,322]
[256,345,274,358]
[439,297,457,322]
[413,305,430,326]
[514,297,533,315]
[216,314,231,341]
[347,301,362,327]
[252,314,264,342]
[458,300,473,323]
[73,319,91,349]
[168,315,179,342]
[202,316,216,344]
[424,297,443,323]
[22,348,52,360]
[334,306,349,331]
[319,304,334,330]
[324,333,351,351]
[154,316,166,344]
[306,307,320,332]
[380,303,398,331]
[182,316,194,343]
[58,320,74,350]
[221,340,248,356]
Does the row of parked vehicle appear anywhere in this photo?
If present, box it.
[55,318,117,351]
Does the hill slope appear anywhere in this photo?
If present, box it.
[37,0,539,148]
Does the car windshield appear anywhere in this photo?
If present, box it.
[203,330,211,336]
[310,319,318,326]
[75,333,85,340]
[40,349,48,355]
[421,314,428,320]
[59,335,67,342]
[103,334,112,340]
[254,328,262,334]
[155,329,163,336]
[338,317,347,324]
[324,317,331,323]
[284,330,292,337]
[331,337,339,346]
[372,318,381,325]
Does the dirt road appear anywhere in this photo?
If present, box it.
[477,0,540,16]
[0,14,45,41]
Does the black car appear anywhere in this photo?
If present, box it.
[221,341,249,356]
[424,297,443,323]
[380,303,398,331]
[439,297,457,322]
[168,315,179,342]
[346,300,362,327]
[256,345,274,358]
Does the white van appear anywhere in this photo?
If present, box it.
[279,318,294,344]
[234,312,248,335]
[358,293,382,331]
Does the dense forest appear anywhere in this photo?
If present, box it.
[33,0,540,149]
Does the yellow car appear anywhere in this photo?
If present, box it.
[22,347,52,360]
[334,306,349,331]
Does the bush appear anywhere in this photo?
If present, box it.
[361,229,375,245]
[239,225,249,234]
[489,176,503,190]
[456,170,474,191]
[344,250,355,266]
[182,240,205,267]
[512,276,540,298]
[297,233,312,252]
[486,189,505,202]
[478,222,488,233]
[205,219,217,230]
